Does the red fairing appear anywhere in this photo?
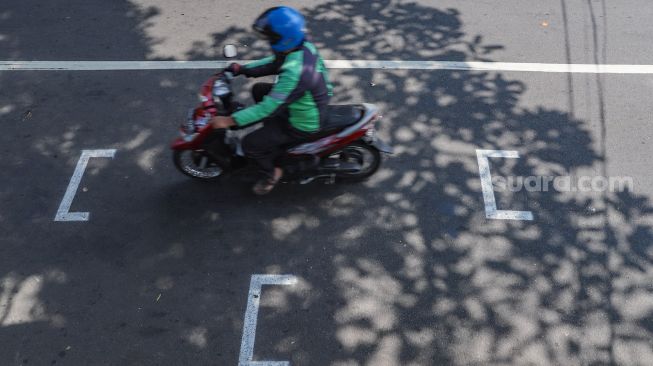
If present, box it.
[200,77,217,105]
[198,76,220,115]
[319,128,368,156]
[171,75,223,151]
[170,124,213,150]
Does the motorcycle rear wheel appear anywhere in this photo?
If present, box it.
[333,141,381,182]
[173,150,223,180]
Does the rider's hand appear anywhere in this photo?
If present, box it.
[225,63,241,76]
[211,116,236,129]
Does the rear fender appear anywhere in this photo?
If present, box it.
[370,137,394,154]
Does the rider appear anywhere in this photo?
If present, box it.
[211,6,333,195]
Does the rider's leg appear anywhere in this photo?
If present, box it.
[242,117,294,178]
[242,116,313,194]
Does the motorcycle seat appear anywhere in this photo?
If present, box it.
[286,104,374,153]
[322,105,365,131]
[291,105,366,145]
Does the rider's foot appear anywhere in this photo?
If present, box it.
[252,168,283,195]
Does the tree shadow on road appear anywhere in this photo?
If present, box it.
[1,0,652,365]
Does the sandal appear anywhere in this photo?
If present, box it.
[252,175,281,195]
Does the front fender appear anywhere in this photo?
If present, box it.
[170,124,213,150]
[170,135,196,150]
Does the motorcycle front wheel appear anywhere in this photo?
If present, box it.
[173,150,223,180]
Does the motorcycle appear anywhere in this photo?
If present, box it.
[170,45,393,185]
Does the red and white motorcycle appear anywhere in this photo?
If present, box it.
[171,45,392,184]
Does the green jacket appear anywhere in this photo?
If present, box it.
[232,41,333,132]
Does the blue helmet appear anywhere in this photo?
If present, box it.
[253,7,305,52]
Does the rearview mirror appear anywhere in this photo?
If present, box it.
[223,44,237,58]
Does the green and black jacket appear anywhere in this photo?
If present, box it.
[232,41,333,132]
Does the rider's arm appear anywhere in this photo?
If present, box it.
[240,55,285,78]
[232,52,305,127]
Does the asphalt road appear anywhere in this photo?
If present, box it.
[1,1,653,365]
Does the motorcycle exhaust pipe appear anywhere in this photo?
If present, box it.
[299,162,361,185]
[318,161,361,173]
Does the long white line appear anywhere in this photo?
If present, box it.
[0,61,228,71]
[3,60,653,73]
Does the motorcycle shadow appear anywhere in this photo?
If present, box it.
[161,171,355,216]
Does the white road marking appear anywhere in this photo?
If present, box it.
[54,149,116,222]
[3,60,653,73]
[0,61,228,71]
[239,274,298,366]
[328,60,653,74]
[475,149,534,221]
